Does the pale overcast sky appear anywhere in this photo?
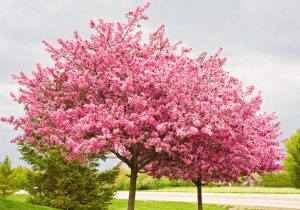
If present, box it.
[1,0,300,167]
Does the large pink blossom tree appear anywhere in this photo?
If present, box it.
[1,3,201,210]
[2,3,284,210]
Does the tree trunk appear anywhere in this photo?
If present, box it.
[127,169,138,210]
[2,189,5,198]
[194,180,203,210]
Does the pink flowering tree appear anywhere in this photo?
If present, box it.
[1,3,207,210]
[148,51,284,210]
[1,3,284,210]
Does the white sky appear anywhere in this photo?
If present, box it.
[0,0,299,167]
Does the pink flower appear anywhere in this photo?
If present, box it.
[189,126,199,135]
[193,119,201,127]
[89,20,95,28]
[201,125,213,136]
[156,123,167,133]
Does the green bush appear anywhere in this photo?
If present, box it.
[285,129,300,188]
[170,178,192,187]
[207,182,224,188]
[0,156,20,198]
[14,166,27,189]
[19,142,119,210]
[260,171,294,187]
[115,167,192,190]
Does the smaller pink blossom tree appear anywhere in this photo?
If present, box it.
[148,52,284,210]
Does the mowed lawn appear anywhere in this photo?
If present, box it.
[0,195,57,210]
[109,199,231,210]
[2,194,230,210]
[147,186,300,194]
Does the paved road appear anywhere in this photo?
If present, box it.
[116,191,300,209]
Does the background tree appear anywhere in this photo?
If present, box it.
[19,141,119,210]
[285,129,300,188]
[147,49,284,210]
[0,156,19,198]
[259,171,293,187]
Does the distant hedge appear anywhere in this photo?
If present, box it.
[259,171,294,187]
[115,167,295,189]
[115,167,192,190]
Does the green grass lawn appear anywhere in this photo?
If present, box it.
[3,194,230,210]
[109,199,231,210]
[0,195,57,210]
[147,186,300,194]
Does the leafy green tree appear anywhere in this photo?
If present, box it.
[285,129,300,188]
[14,166,27,189]
[19,142,119,210]
[0,156,19,198]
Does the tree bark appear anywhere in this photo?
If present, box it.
[127,168,138,210]
[194,180,203,210]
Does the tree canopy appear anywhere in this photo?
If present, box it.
[285,129,300,188]
[0,156,20,198]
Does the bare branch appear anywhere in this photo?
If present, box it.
[111,150,130,166]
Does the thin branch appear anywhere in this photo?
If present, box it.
[138,156,156,171]
[138,169,148,174]
[111,150,130,166]
[137,153,155,165]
